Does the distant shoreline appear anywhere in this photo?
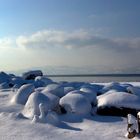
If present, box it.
[47,74,140,77]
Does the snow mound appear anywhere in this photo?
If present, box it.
[34,76,53,87]
[22,70,43,80]
[11,76,26,87]
[0,72,11,84]
[11,84,35,105]
[22,92,51,119]
[127,114,137,124]
[97,91,140,110]
[59,93,92,115]
[80,87,97,104]
[63,86,75,96]
[68,89,96,105]
[127,86,140,97]
[42,84,64,97]
[100,82,126,94]
[81,83,103,93]
[41,91,60,110]
[0,82,10,89]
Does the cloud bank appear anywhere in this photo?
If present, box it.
[0,29,140,52]
[16,29,140,53]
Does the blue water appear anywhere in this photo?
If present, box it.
[49,75,140,83]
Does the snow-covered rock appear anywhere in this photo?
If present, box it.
[22,92,51,119]
[41,91,60,110]
[100,82,126,94]
[42,84,64,97]
[0,82,10,89]
[59,93,92,115]
[11,77,26,87]
[0,72,11,84]
[80,87,97,105]
[97,91,140,110]
[127,86,140,97]
[68,89,97,105]
[81,83,103,93]
[63,86,75,96]
[22,70,43,80]
[11,84,35,105]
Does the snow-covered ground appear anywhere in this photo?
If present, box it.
[0,88,139,140]
[0,71,140,140]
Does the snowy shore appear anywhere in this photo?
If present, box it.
[0,71,140,140]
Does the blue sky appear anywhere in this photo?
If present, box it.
[0,0,140,73]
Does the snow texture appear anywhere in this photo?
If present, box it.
[60,92,92,115]
[22,91,51,119]
[11,84,35,105]
[97,90,140,110]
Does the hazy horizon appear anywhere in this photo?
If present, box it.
[0,0,140,73]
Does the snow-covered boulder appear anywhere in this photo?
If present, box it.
[41,90,60,110]
[81,83,103,93]
[68,89,97,105]
[10,77,26,88]
[59,93,92,115]
[63,86,75,96]
[67,82,86,89]
[100,82,126,94]
[22,92,51,119]
[97,91,140,116]
[42,84,64,97]
[80,87,97,105]
[0,72,11,84]
[0,82,10,89]
[11,84,35,105]
[34,76,53,87]
[22,70,43,80]
[127,86,140,97]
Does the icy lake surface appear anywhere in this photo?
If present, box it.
[49,75,140,83]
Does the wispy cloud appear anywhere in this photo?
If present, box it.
[0,38,13,48]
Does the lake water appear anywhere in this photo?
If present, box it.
[48,75,140,83]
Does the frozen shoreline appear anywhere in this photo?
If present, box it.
[0,71,140,139]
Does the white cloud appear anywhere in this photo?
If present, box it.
[0,29,140,53]
[15,29,140,52]
[0,29,140,72]
[0,38,13,48]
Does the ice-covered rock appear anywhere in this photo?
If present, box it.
[11,84,35,105]
[127,86,140,97]
[97,90,140,116]
[81,83,103,93]
[97,91,140,109]
[34,76,53,87]
[68,89,97,105]
[22,70,43,80]
[22,92,51,119]
[63,86,75,96]
[80,87,97,105]
[0,82,10,89]
[41,90,60,110]
[0,72,11,84]
[42,84,64,97]
[100,82,126,94]
[59,93,92,115]
[11,77,26,87]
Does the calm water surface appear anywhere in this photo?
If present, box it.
[48,75,140,83]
